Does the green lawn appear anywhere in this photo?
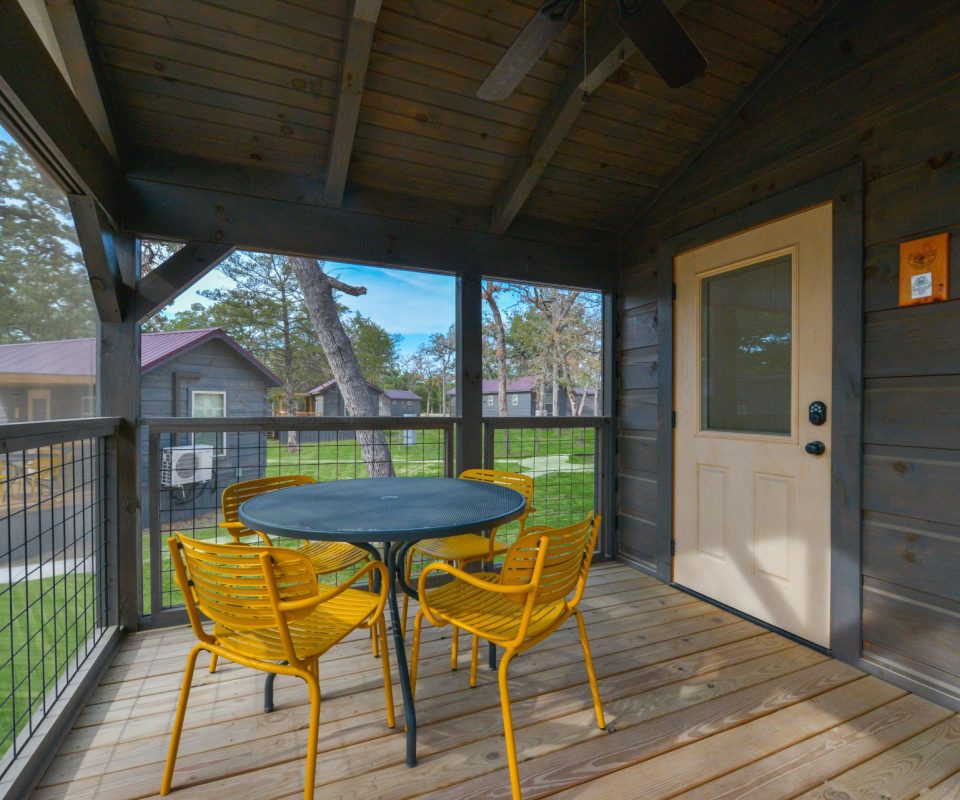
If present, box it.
[0,573,100,760]
[2,424,598,762]
[147,427,597,610]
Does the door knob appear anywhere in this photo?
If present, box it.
[805,441,826,456]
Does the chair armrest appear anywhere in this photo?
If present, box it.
[417,561,532,625]
[280,560,389,624]
[218,520,271,546]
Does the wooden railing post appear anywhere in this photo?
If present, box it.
[456,274,483,473]
[98,234,141,630]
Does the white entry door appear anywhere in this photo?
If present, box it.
[673,203,833,647]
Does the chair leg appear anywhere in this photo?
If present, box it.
[450,561,460,671]
[378,617,396,728]
[470,634,479,688]
[208,653,219,674]
[410,611,424,699]
[497,649,523,800]
[302,669,322,800]
[160,643,202,795]
[371,625,380,658]
[401,548,415,636]
[574,609,606,730]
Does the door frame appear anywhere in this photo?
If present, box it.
[654,163,864,662]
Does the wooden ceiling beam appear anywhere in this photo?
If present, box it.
[323,0,383,208]
[124,175,617,291]
[68,194,125,323]
[489,1,691,235]
[0,0,125,225]
[620,0,844,236]
[134,242,236,323]
[44,0,120,160]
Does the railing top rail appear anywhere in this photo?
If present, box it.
[141,415,461,432]
[0,417,121,454]
[482,416,607,430]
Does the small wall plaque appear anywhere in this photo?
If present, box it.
[899,232,949,306]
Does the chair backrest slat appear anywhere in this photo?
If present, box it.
[500,515,600,606]
[459,468,535,523]
[221,475,315,539]
[170,535,318,631]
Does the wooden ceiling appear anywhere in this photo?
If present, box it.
[82,0,823,234]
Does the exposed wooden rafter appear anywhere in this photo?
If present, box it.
[323,0,383,207]
[68,194,125,323]
[43,0,120,160]
[620,0,844,235]
[0,0,125,225]
[489,0,691,235]
[134,242,237,322]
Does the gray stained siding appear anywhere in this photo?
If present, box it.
[480,391,534,417]
[139,338,274,525]
[617,0,960,707]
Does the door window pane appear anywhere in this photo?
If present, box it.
[701,255,792,435]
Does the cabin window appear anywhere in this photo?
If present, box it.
[511,394,519,407]
[80,395,96,417]
[486,395,494,407]
[192,390,226,455]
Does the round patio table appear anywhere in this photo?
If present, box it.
[238,476,527,767]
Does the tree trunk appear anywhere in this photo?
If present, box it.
[482,282,509,418]
[281,287,299,452]
[289,257,394,477]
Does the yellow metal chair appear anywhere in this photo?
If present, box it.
[161,534,395,800]
[410,514,605,800]
[220,475,371,574]
[214,475,379,669]
[401,468,535,667]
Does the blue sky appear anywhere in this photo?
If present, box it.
[167,258,456,358]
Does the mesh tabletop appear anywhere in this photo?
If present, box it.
[237,477,527,543]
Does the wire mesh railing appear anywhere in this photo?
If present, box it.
[0,418,117,779]
[483,417,608,555]
[142,416,457,625]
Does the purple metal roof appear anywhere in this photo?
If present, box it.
[447,375,538,395]
[383,389,421,401]
[307,378,338,395]
[0,338,97,377]
[0,329,281,386]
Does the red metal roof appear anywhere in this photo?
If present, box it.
[0,329,281,385]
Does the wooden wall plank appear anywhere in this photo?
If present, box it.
[865,376,960,450]
[863,445,960,529]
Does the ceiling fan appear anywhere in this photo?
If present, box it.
[477,0,707,101]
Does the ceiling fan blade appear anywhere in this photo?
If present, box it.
[616,0,707,88]
[477,1,578,101]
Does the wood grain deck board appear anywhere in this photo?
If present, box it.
[33,563,960,800]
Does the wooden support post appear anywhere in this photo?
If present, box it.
[601,289,618,559]
[134,241,236,322]
[99,235,141,631]
[456,274,483,472]
[69,194,124,323]
[323,0,382,207]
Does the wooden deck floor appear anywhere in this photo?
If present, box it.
[33,563,960,800]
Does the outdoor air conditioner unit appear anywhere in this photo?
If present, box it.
[161,445,214,487]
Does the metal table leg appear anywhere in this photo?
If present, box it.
[386,541,417,766]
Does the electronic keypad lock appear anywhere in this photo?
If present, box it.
[808,401,827,426]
